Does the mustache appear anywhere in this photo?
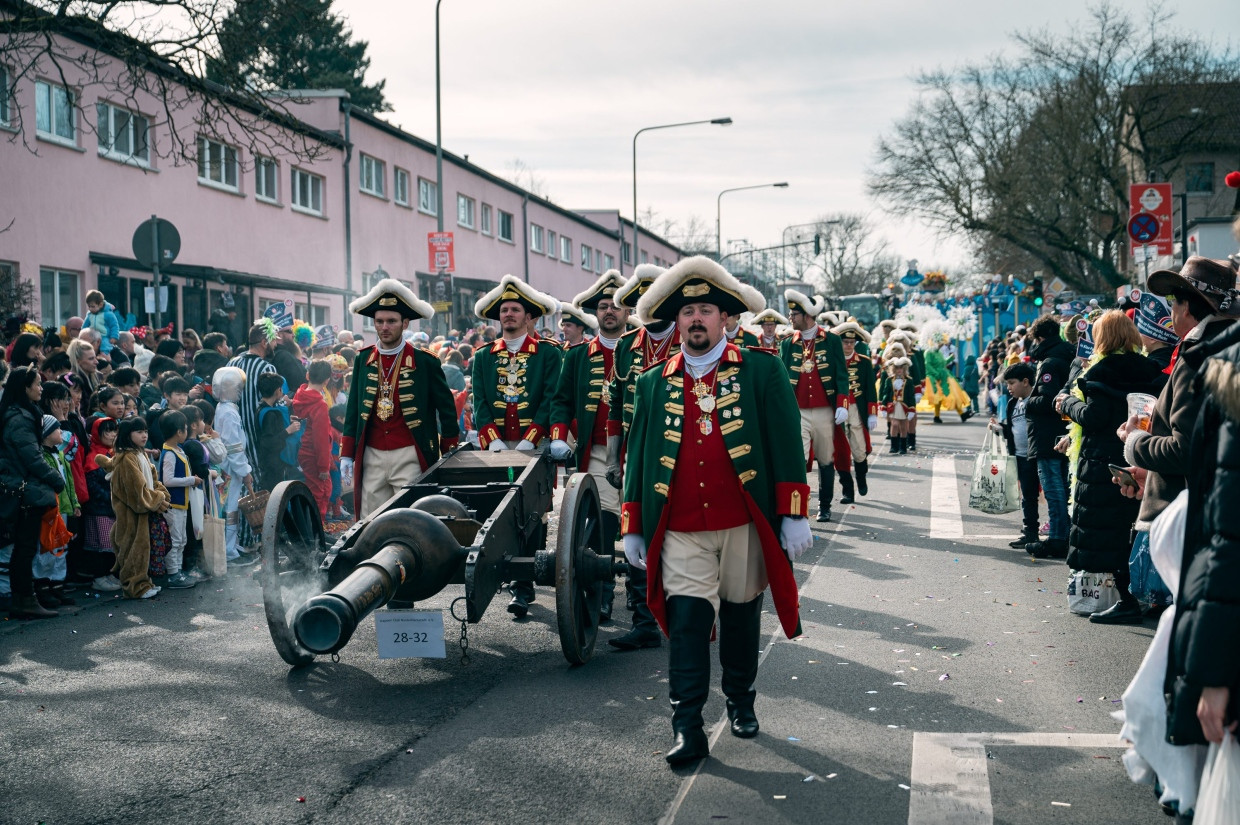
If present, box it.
[688,324,707,333]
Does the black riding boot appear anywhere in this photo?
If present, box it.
[816,466,833,522]
[838,470,855,505]
[888,434,900,454]
[664,596,715,766]
[507,581,536,619]
[599,512,619,624]
[898,436,909,455]
[610,565,662,650]
[907,431,917,451]
[719,594,763,738]
[855,460,869,496]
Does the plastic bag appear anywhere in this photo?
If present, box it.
[1067,569,1119,616]
[968,431,1019,515]
[1128,531,1172,606]
[1196,732,1240,825]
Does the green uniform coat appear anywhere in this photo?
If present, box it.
[777,327,850,406]
[472,335,561,447]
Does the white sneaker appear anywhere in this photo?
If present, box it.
[92,575,122,592]
[140,585,161,599]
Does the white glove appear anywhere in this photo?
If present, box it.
[549,439,572,460]
[515,439,536,451]
[834,406,848,426]
[780,517,813,561]
[907,411,916,422]
[488,439,508,452]
[915,392,923,403]
[339,458,353,479]
[623,533,647,571]
[868,414,878,431]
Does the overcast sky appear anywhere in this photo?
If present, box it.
[334,0,1239,272]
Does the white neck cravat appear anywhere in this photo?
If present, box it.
[503,334,526,353]
[647,324,674,342]
[683,337,728,378]
[597,333,620,350]
[800,325,819,341]
[377,340,405,356]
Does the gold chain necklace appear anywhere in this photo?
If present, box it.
[376,350,400,421]
[687,364,718,435]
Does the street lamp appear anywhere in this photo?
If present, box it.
[716,182,789,259]
[632,117,732,272]
[435,0,445,233]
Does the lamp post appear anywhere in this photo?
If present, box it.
[780,218,839,285]
[716,182,789,259]
[434,0,445,233]
[632,117,732,273]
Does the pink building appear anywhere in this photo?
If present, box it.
[0,15,682,343]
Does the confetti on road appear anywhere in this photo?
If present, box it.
[787,736,801,742]
[898,784,911,790]
[939,673,950,681]
[1051,801,1071,807]
[826,773,838,779]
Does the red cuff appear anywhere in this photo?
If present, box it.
[341,436,355,456]
[620,502,641,535]
[440,436,459,453]
[522,425,545,444]
[550,423,570,442]
[606,419,623,437]
[835,395,849,408]
[775,482,811,517]
[867,402,878,416]
[478,423,501,448]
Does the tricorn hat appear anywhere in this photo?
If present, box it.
[883,341,908,359]
[833,320,872,343]
[1147,256,1240,315]
[637,256,765,323]
[752,309,790,326]
[887,356,912,370]
[559,303,599,331]
[474,274,559,320]
[350,278,434,320]
[573,269,628,310]
[614,264,666,309]
[784,288,826,317]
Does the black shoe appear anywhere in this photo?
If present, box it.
[720,595,763,739]
[227,552,259,568]
[960,411,974,423]
[608,627,662,650]
[506,595,529,619]
[8,594,58,619]
[1008,533,1038,549]
[506,582,535,619]
[35,581,58,610]
[626,589,637,612]
[855,462,869,497]
[1090,600,1145,625]
[599,595,613,625]
[815,508,831,522]
[907,433,917,451]
[1025,539,1069,559]
[664,596,714,767]
[933,415,943,423]
[50,584,76,606]
[665,728,710,766]
[838,470,855,505]
[816,466,833,522]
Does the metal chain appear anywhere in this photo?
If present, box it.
[450,597,470,665]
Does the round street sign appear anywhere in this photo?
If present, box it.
[132,217,181,269]
[1127,214,1160,243]
[1138,187,1165,212]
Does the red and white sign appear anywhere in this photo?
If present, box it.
[428,232,455,273]
[1129,183,1173,256]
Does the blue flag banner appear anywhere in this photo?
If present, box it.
[1136,293,1178,346]
[1076,319,1094,360]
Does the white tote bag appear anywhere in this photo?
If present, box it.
[968,431,1020,515]
[1196,733,1240,825]
[1067,569,1120,615]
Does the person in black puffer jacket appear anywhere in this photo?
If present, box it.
[1056,311,1164,624]
[1024,316,1078,558]
[0,367,69,619]
[1166,318,1240,747]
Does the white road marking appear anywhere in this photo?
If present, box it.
[907,732,1126,825]
[929,456,964,539]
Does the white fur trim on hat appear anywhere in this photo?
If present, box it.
[559,303,599,330]
[349,277,434,320]
[887,356,912,370]
[832,320,872,343]
[883,342,908,358]
[615,265,667,309]
[474,274,559,320]
[751,309,790,326]
[636,256,764,323]
[572,269,628,309]
[784,288,826,317]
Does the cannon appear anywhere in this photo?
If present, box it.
[257,447,622,667]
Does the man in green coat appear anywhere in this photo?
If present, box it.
[471,274,561,617]
[831,320,879,502]
[622,255,812,767]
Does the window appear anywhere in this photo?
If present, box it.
[418,178,438,214]
[291,167,323,215]
[622,240,632,265]
[359,154,385,197]
[40,268,80,332]
[255,155,278,202]
[197,136,239,190]
[394,168,410,206]
[95,101,149,164]
[35,80,74,143]
[560,236,571,262]
[581,244,593,270]
[481,203,492,235]
[295,303,329,327]
[529,223,544,253]
[546,230,558,258]
[602,254,614,272]
[498,210,514,243]
[0,67,12,127]
[640,250,648,264]
[1186,162,1215,194]
[457,194,475,228]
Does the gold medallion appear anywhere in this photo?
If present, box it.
[376,397,394,420]
[698,395,716,413]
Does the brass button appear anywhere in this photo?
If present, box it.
[704,503,710,508]
[699,482,705,488]
[699,461,705,466]
[696,439,702,445]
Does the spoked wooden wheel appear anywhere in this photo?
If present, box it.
[555,472,612,665]
[260,481,327,667]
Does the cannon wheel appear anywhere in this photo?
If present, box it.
[555,472,607,665]
[260,481,327,667]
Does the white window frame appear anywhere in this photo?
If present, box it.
[0,66,10,128]
[394,168,410,206]
[39,267,80,332]
[359,153,385,198]
[35,79,75,145]
[457,194,475,228]
[480,203,492,236]
[291,167,324,216]
[560,236,572,262]
[530,223,544,253]
[255,155,279,203]
[197,135,240,192]
[95,100,150,165]
[547,230,557,258]
[601,254,613,273]
[294,303,329,327]
[581,244,592,271]
[418,178,438,215]
[498,210,514,243]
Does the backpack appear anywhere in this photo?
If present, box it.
[259,404,303,467]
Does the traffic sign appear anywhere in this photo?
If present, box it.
[1128,213,1160,243]
[1047,276,1067,297]
[428,232,455,273]
[131,217,181,269]
[1128,183,1173,255]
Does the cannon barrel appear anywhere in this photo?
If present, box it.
[293,508,467,655]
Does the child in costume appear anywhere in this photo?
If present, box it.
[880,357,916,455]
[98,416,170,599]
[84,416,121,591]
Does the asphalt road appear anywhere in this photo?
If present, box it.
[0,418,1168,825]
